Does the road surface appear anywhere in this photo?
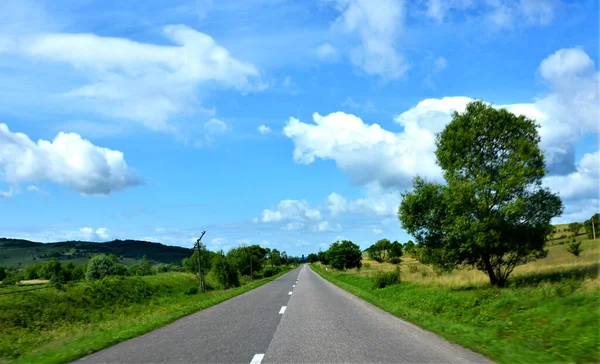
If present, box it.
[78,265,492,364]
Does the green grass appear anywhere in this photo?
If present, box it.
[1,269,293,364]
[312,256,599,363]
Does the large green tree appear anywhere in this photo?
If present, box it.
[399,101,563,287]
[326,240,362,270]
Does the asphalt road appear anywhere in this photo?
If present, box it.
[78,267,302,364]
[78,265,492,364]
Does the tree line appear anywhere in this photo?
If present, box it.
[0,243,304,290]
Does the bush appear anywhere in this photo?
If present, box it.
[211,254,240,288]
[389,257,401,264]
[262,265,281,278]
[372,266,400,289]
[567,241,582,257]
[86,254,115,281]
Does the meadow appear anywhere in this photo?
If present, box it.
[313,239,600,363]
[0,269,292,364]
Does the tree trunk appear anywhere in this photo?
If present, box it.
[482,255,498,286]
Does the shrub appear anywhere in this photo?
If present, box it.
[86,254,115,281]
[372,266,401,289]
[389,257,401,264]
[262,265,281,278]
[211,254,240,288]
[567,241,582,257]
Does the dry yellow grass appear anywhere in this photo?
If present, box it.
[17,279,50,286]
[357,239,600,287]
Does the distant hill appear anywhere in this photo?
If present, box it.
[0,238,193,267]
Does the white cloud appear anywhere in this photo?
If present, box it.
[328,182,400,217]
[283,109,445,189]
[373,228,383,235]
[544,151,600,202]
[258,125,272,134]
[424,0,559,29]
[261,199,322,223]
[237,238,251,244]
[1,25,263,131]
[204,118,228,135]
[0,123,140,195]
[330,0,407,79]
[316,43,339,62]
[79,227,109,241]
[313,221,343,232]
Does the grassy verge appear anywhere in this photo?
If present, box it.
[1,268,293,364]
[312,258,599,363]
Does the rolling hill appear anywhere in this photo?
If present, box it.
[0,238,193,267]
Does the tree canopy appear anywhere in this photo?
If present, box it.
[399,101,563,287]
[326,240,362,270]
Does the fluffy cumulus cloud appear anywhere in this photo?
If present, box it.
[0,25,263,130]
[79,227,109,241]
[0,123,140,195]
[328,183,401,217]
[329,0,407,79]
[261,199,322,223]
[284,47,598,223]
[283,108,446,189]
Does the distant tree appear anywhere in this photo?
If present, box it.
[0,266,6,281]
[567,241,582,257]
[307,253,319,263]
[403,240,416,258]
[568,222,582,237]
[546,226,557,241]
[367,239,391,262]
[318,250,329,265]
[138,256,153,275]
[211,251,240,288]
[227,245,268,276]
[326,240,362,270]
[388,241,403,259]
[270,249,282,266]
[23,263,42,280]
[281,251,289,266]
[399,101,563,287]
[583,213,600,239]
[86,254,115,281]
[39,258,62,280]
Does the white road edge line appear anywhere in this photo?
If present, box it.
[288,291,293,295]
[279,306,287,314]
[250,353,265,364]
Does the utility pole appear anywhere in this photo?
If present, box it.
[195,231,206,293]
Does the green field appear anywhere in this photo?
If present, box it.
[313,239,600,363]
[0,268,292,364]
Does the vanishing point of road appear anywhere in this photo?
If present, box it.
[78,265,492,364]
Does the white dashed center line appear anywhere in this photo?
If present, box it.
[250,353,265,364]
[293,284,296,287]
[279,306,287,314]
[288,291,292,295]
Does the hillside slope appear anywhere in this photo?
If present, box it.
[0,238,192,267]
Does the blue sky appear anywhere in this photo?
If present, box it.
[0,0,598,256]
